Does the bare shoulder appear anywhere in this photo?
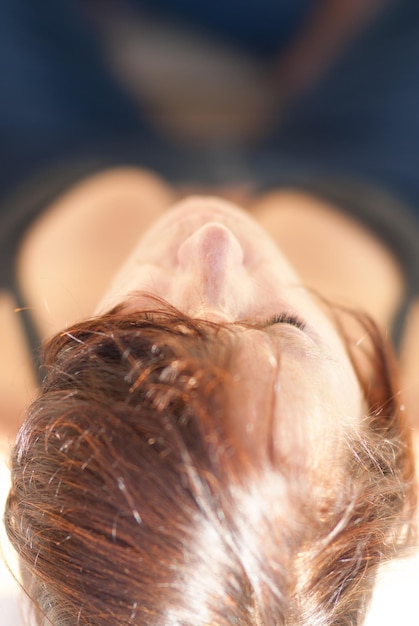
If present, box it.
[0,291,37,448]
[0,167,174,441]
[400,299,419,432]
[248,189,405,330]
[17,167,174,338]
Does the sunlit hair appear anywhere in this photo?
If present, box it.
[4,296,417,626]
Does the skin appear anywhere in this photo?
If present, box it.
[0,174,417,615]
[0,169,415,458]
[96,196,364,466]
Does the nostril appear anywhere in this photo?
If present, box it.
[177,222,244,272]
[176,222,245,308]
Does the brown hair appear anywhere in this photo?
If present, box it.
[4,299,417,626]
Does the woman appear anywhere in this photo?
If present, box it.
[2,180,418,625]
[2,0,419,623]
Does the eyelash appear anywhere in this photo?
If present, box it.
[268,313,306,330]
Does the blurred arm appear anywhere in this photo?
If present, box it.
[274,0,389,99]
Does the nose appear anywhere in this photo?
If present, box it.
[176,222,245,311]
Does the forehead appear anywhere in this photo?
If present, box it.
[223,328,360,475]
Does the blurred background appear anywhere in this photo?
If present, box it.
[2,0,419,201]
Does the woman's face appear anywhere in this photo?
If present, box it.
[96,197,364,465]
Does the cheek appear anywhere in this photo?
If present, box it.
[96,264,172,313]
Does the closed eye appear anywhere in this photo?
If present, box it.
[267,313,306,331]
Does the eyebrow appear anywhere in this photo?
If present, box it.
[109,296,319,350]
